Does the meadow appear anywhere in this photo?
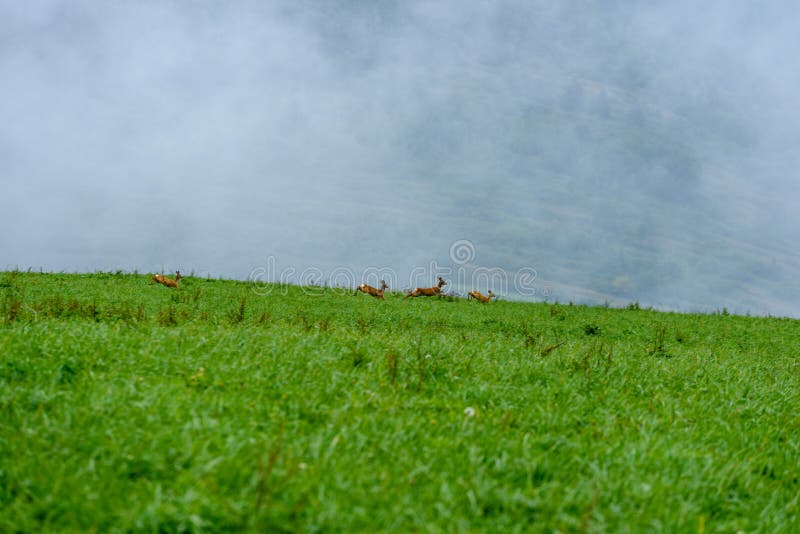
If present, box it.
[1,271,799,532]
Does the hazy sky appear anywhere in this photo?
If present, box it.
[2,1,799,315]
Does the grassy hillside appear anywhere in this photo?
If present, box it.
[1,271,799,532]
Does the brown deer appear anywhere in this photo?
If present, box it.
[468,289,494,303]
[355,280,388,299]
[151,271,181,288]
[405,276,446,299]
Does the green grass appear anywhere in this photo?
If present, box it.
[1,271,799,532]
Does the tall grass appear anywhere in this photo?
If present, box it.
[1,271,799,532]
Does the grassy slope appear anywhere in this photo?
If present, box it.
[1,271,799,532]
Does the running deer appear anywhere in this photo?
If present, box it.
[405,276,447,299]
[355,280,389,299]
[151,271,181,288]
[468,289,495,303]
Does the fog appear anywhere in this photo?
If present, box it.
[2,1,800,315]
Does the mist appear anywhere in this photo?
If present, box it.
[2,1,799,315]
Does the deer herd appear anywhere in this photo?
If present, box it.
[355,275,495,303]
[150,270,495,303]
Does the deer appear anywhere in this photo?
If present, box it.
[355,279,389,299]
[468,289,495,303]
[151,271,181,288]
[405,276,447,299]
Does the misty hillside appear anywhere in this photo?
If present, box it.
[279,1,800,315]
[390,3,798,312]
[2,1,800,316]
